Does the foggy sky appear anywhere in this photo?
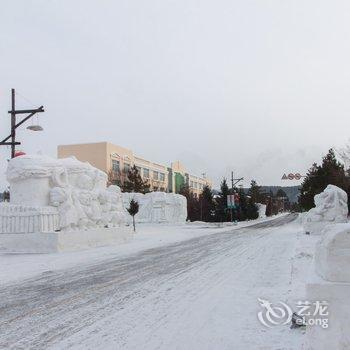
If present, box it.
[1,0,350,189]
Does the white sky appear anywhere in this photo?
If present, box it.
[1,0,350,189]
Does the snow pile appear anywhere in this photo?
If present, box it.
[302,184,348,235]
[122,191,187,223]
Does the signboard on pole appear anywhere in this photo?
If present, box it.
[281,173,303,180]
[227,194,240,208]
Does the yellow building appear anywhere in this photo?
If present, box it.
[57,142,211,196]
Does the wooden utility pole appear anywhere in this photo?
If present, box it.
[0,89,44,158]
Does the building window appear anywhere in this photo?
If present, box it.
[135,166,141,174]
[194,182,198,189]
[112,160,120,173]
[153,171,159,180]
[143,168,150,178]
[159,172,165,182]
[124,163,130,173]
[190,180,194,188]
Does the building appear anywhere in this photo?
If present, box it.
[57,142,211,197]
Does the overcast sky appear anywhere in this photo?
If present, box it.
[1,0,350,189]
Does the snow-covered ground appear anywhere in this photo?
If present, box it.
[0,214,285,286]
[0,214,318,349]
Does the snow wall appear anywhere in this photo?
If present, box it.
[122,191,187,224]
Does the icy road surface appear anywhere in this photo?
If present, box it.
[0,214,304,350]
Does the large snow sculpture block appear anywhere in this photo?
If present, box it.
[315,223,350,282]
[306,223,350,349]
[122,192,187,224]
[302,185,348,235]
[0,155,131,253]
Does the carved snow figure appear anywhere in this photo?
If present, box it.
[6,154,66,207]
[50,187,78,230]
[306,222,350,348]
[302,185,348,235]
[0,154,128,233]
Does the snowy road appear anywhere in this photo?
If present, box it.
[0,214,303,350]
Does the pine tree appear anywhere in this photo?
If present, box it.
[265,190,274,216]
[237,186,248,221]
[248,180,265,203]
[299,149,350,211]
[199,185,216,222]
[246,197,259,220]
[122,166,150,193]
[215,178,230,222]
[127,199,139,232]
[179,184,200,221]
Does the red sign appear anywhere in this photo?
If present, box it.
[282,173,303,180]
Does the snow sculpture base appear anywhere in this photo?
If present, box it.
[315,223,350,282]
[306,279,350,350]
[306,223,350,349]
[0,204,59,233]
[302,185,348,235]
[0,227,132,253]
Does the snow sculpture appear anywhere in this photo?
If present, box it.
[122,192,187,223]
[315,223,350,282]
[256,203,266,218]
[302,185,348,235]
[0,155,127,233]
[306,223,350,348]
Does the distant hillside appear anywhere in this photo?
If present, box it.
[213,185,301,203]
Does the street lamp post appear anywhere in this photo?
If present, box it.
[0,89,45,158]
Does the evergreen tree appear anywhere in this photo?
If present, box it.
[215,178,231,222]
[237,186,248,221]
[122,166,150,193]
[299,149,350,211]
[248,180,265,203]
[246,197,259,220]
[200,185,216,222]
[127,199,139,232]
[265,190,274,216]
[179,184,200,221]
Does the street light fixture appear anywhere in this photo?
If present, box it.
[0,89,45,158]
